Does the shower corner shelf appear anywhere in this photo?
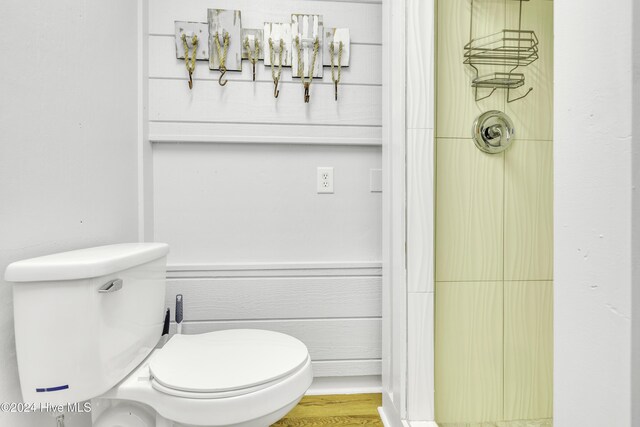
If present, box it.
[471,72,525,89]
[464,0,538,103]
[463,29,539,67]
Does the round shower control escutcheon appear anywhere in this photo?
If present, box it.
[472,110,515,154]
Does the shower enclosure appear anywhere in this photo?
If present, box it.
[381,0,553,426]
[434,0,553,424]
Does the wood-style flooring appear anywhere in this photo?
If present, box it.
[272,394,383,426]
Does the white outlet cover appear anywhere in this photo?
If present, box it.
[317,167,334,194]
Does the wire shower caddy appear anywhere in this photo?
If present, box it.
[464,0,538,103]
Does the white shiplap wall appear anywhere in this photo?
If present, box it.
[147,0,382,380]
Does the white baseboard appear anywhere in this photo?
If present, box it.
[378,412,439,427]
[378,391,438,427]
[379,391,404,427]
[306,375,382,395]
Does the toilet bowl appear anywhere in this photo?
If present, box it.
[94,329,313,427]
[5,243,313,427]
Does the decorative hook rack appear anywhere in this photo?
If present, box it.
[324,28,350,101]
[264,22,292,98]
[292,14,324,103]
[242,29,263,81]
[464,0,537,103]
[175,22,209,90]
[173,8,350,103]
[208,9,242,86]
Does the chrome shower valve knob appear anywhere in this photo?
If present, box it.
[472,110,515,154]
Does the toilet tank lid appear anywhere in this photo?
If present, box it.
[5,243,169,283]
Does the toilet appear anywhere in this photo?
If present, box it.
[5,243,313,426]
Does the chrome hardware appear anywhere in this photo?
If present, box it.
[98,278,123,294]
[472,110,515,154]
[465,0,537,103]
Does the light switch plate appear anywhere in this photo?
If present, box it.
[370,169,382,192]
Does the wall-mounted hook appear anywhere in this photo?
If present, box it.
[208,9,242,78]
[180,33,198,90]
[218,68,228,86]
[329,40,344,101]
[175,22,208,90]
[325,29,350,102]
[294,35,320,103]
[213,31,230,86]
[292,14,323,104]
[304,82,311,103]
[243,30,263,82]
[244,36,259,81]
[274,78,280,98]
[268,37,285,98]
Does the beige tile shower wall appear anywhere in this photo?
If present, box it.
[434,0,553,424]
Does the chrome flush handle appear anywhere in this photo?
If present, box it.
[98,278,123,293]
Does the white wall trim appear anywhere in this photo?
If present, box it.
[167,261,382,278]
[307,375,382,395]
[405,0,436,422]
[379,391,407,427]
[382,0,408,424]
[137,0,154,242]
[150,135,382,146]
[406,422,438,427]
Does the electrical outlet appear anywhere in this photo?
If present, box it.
[317,167,334,194]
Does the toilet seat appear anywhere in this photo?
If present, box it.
[99,329,314,427]
[149,329,310,399]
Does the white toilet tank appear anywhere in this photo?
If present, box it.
[4,243,169,405]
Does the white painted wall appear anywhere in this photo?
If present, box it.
[154,143,382,264]
[147,0,383,381]
[0,1,140,426]
[555,1,638,426]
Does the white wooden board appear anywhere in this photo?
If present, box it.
[149,121,382,146]
[149,0,382,45]
[241,29,264,60]
[291,14,324,78]
[312,360,382,377]
[323,28,350,67]
[169,318,382,360]
[263,23,293,67]
[208,9,242,71]
[149,78,381,125]
[174,21,209,60]
[165,276,382,321]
